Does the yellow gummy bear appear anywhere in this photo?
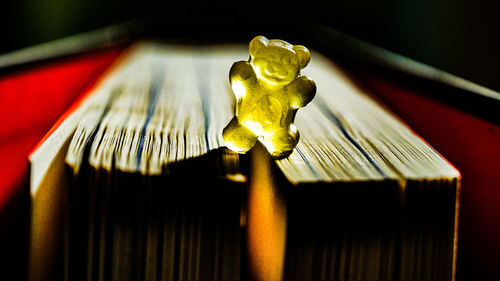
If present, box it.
[223,36,316,158]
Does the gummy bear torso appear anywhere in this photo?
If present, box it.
[237,80,294,136]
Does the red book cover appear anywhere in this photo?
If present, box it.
[0,48,122,279]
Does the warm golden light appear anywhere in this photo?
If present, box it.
[247,143,287,281]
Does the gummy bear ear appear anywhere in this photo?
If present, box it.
[249,36,268,57]
[293,45,311,68]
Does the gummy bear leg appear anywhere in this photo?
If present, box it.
[261,125,300,158]
[222,117,258,154]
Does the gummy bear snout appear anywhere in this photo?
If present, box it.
[266,62,289,79]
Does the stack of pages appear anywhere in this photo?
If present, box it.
[29,42,460,281]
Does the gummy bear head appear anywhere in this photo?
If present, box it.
[249,36,310,85]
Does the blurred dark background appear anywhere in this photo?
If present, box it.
[1,0,499,91]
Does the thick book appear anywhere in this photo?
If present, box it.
[28,41,460,281]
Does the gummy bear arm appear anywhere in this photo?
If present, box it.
[287,76,317,108]
[230,61,256,84]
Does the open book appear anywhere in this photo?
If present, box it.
[29,42,460,281]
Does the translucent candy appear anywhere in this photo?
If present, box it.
[223,36,316,158]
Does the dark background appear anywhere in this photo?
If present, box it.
[1,0,499,92]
